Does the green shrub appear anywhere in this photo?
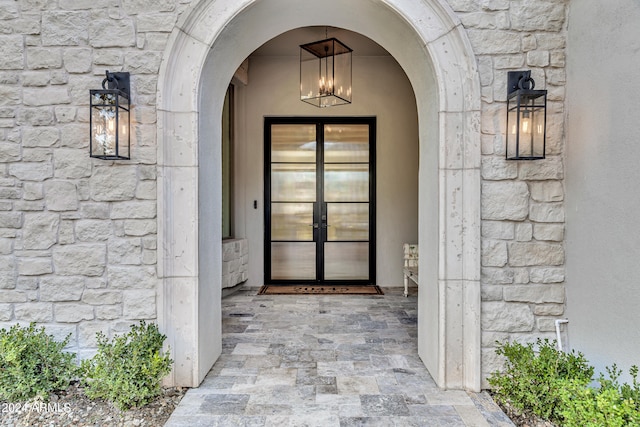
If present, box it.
[0,323,76,401]
[488,338,593,423]
[81,321,172,410]
[560,365,640,427]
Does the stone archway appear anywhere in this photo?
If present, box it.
[157,0,481,391]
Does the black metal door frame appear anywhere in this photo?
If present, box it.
[264,116,376,285]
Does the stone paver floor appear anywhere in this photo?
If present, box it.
[165,287,514,426]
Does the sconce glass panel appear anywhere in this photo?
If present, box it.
[506,90,546,160]
[90,87,130,160]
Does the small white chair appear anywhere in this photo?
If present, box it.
[403,243,418,297]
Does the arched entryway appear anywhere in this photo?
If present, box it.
[157,0,481,391]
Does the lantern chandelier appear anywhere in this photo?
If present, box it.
[506,70,547,160]
[90,70,131,160]
[300,33,352,108]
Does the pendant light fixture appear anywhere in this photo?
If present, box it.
[300,31,352,108]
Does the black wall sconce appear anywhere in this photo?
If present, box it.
[506,70,547,160]
[90,71,130,159]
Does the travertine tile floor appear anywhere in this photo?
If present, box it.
[165,287,514,427]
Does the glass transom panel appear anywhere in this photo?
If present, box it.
[271,124,316,163]
[271,163,316,202]
[324,242,369,280]
[327,203,369,241]
[271,242,316,280]
[271,203,314,241]
[324,164,369,202]
[324,124,369,163]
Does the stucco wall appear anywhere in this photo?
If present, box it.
[566,0,640,378]
[233,54,419,287]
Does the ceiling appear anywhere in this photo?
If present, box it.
[250,26,391,57]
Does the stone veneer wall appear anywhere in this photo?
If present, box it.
[462,0,568,384]
[222,238,248,290]
[0,0,196,356]
[0,0,567,384]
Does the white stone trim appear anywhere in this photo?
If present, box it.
[158,0,481,391]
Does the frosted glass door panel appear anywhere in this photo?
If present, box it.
[324,164,369,202]
[327,203,369,241]
[271,163,316,202]
[271,242,316,280]
[324,242,369,280]
[324,124,369,163]
[271,203,314,241]
[271,124,316,163]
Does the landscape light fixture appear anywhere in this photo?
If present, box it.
[300,37,352,107]
[506,70,547,160]
[90,71,130,159]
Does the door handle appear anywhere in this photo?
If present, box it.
[308,223,319,229]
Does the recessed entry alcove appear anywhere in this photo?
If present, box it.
[157,0,481,391]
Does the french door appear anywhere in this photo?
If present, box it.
[265,117,376,285]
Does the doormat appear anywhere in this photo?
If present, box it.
[257,285,384,295]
